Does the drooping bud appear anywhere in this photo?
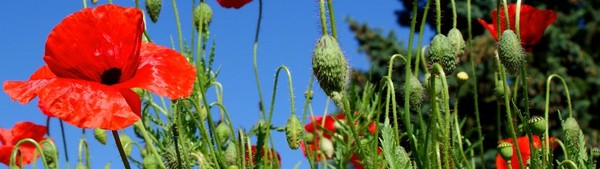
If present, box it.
[91,0,98,5]
[303,132,315,144]
[319,138,335,158]
[119,134,133,157]
[193,3,213,32]
[145,0,162,23]
[428,34,457,74]
[312,35,349,106]
[143,156,159,169]
[528,116,546,135]
[497,142,513,161]
[215,122,233,145]
[447,28,466,57]
[562,117,585,161]
[224,144,238,166]
[404,74,424,109]
[41,141,58,169]
[94,128,107,145]
[285,114,303,149]
[498,30,525,74]
[495,80,511,98]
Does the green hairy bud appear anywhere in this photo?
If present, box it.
[498,30,525,74]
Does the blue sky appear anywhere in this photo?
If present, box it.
[0,0,433,168]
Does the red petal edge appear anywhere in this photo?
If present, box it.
[116,42,196,100]
[37,78,140,130]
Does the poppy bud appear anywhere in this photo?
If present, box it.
[41,141,58,169]
[404,74,424,109]
[193,3,213,32]
[495,80,510,98]
[528,116,546,135]
[312,35,350,106]
[497,141,513,161]
[425,74,443,97]
[447,28,466,57]
[224,144,238,166]
[198,105,208,122]
[143,156,159,169]
[285,114,303,150]
[91,0,98,5]
[498,30,525,74]
[428,34,456,74]
[319,138,335,158]
[119,134,133,157]
[215,122,232,145]
[228,165,240,169]
[562,117,584,160]
[94,128,107,145]
[592,147,600,158]
[303,132,315,144]
[75,162,87,169]
[145,0,162,23]
[457,71,469,81]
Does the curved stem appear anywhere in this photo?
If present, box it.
[326,0,337,38]
[112,131,131,169]
[543,74,573,162]
[10,139,49,169]
[558,160,578,169]
[77,138,91,168]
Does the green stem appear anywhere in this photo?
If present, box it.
[326,0,337,38]
[133,122,167,169]
[414,0,432,76]
[10,139,49,169]
[454,93,471,168]
[82,0,87,8]
[501,0,511,30]
[253,0,266,119]
[432,64,452,169]
[543,74,573,163]
[451,0,457,28]
[112,131,131,169]
[77,138,91,168]
[515,0,522,39]
[467,0,485,167]
[171,0,184,53]
[435,0,441,33]
[497,57,525,169]
[59,120,70,165]
[319,0,328,35]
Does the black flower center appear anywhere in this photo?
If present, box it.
[101,68,122,85]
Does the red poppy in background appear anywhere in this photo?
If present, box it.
[496,135,557,169]
[244,145,281,167]
[0,122,47,166]
[217,0,252,9]
[3,5,196,130]
[301,113,377,169]
[477,4,557,51]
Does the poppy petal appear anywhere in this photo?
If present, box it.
[4,79,56,104]
[36,78,140,130]
[30,65,56,80]
[10,122,47,144]
[478,19,499,41]
[115,42,196,99]
[44,4,144,83]
[217,0,252,9]
[0,128,10,145]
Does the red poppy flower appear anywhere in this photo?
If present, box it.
[244,145,281,167]
[217,0,252,9]
[477,4,557,50]
[3,5,196,130]
[301,113,377,169]
[496,135,557,169]
[0,122,47,166]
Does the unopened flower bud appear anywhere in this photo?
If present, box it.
[404,74,424,109]
[428,34,457,74]
[94,128,107,145]
[312,35,350,106]
[193,3,213,32]
[145,0,162,23]
[447,28,466,57]
[285,114,303,149]
[215,122,232,145]
[498,30,525,74]
[319,138,334,158]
